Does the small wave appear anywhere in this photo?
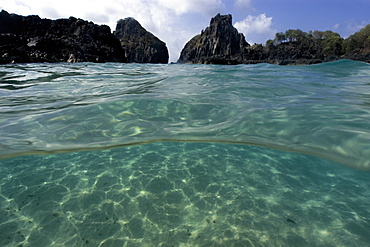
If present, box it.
[1,62,370,170]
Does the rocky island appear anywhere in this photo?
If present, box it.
[0,10,169,64]
[114,18,168,63]
[178,13,370,65]
[177,14,248,64]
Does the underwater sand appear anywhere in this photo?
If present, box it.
[1,142,369,247]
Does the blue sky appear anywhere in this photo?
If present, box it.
[1,0,370,62]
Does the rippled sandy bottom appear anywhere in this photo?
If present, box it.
[0,142,369,247]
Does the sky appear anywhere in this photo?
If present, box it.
[1,0,370,62]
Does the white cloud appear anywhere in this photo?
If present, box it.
[40,6,60,18]
[157,0,224,15]
[234,14,276,45]
[346,20,367,33]
[234,0,252,8]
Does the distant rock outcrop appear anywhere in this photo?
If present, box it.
[0,10,126,64]
[177,14,249,64]
[114,18,169,63]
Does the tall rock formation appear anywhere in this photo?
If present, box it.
[177,14,249,64]
[114,18,169,63]
[0,10,126,64]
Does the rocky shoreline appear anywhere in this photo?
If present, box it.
[0,10,168,64]
[1,11,369,65]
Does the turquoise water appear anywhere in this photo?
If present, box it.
[0,60,370,246]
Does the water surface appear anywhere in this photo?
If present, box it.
[0,61,370,246]
[1,60,370,169]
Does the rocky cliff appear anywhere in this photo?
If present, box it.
[177,14,249,64]
[177,13,324,65]
[0,10,126,64]
[114,18,169,63]
[178,13,370,65]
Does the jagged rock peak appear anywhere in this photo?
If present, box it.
[114,18,169,64]
[115,17,143,37]
[177,13,249,64]
[210,13,232,27]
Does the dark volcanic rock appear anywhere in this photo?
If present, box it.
[261,40,327,65]
[177,13,249,64]
[0,10,126,64]
[114,18,169,63]
[343,52,370,63]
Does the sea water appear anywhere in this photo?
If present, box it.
[0,60,369,246]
